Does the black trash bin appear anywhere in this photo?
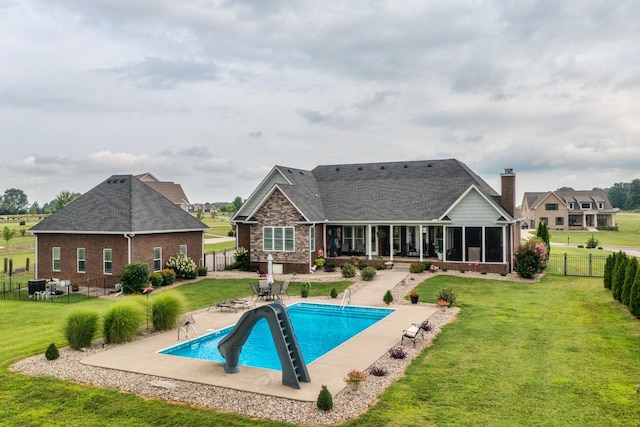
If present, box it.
[28,279,47,295]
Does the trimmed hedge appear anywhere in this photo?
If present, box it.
[64,309,100,350]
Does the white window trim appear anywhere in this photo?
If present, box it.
[309,227,315,252]
[263,226,295,252]
[153,247,162,272]
[52,247,61,272]
[103,249,112,275]
[77,248,86,273]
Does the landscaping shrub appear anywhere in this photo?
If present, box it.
[316,385,333,411]
[166,253,198,279]
[604,252,616,289]
[409,262,425,274]
[324,263,336,272]
[586,234,599,249]
[120,262,150,294]
[375,263,386,270]
[161,269,176,286]
[536,220,551,255]
[64,309,100,350]
[622,257,637,306]
[149,272,163,288]
[368,366,387,377]
[514,237,547,279]
[437,288,457,306]
[103,303,143,344]
[630,268,640,317]
[231,247,250,271]
[388,347,406,359]
[612,252,628,303]
[197,266,208,276]
[383,290,393,305]
[45,343,59,360]
[341,263,356,278]
[360,266,376,281]
[330,288,338,299]
[152,293,184,331]
[314,258,326,267]
[422,260,432,270]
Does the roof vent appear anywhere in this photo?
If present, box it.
[427,163,432,167]
[358,166,362,170]
[336,167,340,171]
[381,165,385,170]
[403,164,408,168]
[120,179,126,183]
[299,171,304,175]
[287,169,292,173]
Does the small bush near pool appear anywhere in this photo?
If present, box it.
[103,303,143,344]
[341,263,356,278]
[152,293,185,331]
[361,266,377,281]
[64,309,100,350]
[409,262,425,273]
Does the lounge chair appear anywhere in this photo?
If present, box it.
[401,322,429,346]
[208,300,238,312]
[231,298,256,310]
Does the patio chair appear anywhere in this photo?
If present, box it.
[208,300,238,312]
[281,280,291,299]
[269,283,282,301]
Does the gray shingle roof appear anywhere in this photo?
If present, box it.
[239,159,508,223]
[31,175,207,233]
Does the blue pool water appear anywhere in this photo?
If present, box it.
[158,302,394,370]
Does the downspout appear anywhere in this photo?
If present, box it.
[124,234,135,264]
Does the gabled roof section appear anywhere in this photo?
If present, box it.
[312,159,503,221]
[31,175,208,234]
[233,166,324,222]
[523,190,615,211]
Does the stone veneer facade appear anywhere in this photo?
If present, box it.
[249,189,313,274]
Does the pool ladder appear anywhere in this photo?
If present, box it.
[177,320,200,341]
[340,288,352,310]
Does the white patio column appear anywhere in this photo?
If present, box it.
[419,225,424,262]
[367,224,372,260]
[389,225,394,261]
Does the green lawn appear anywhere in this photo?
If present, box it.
[1,275,639,425]
[548,211,640,247]
[344,275,640,426]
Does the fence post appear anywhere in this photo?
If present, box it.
[588,253,592,277]
[564,253,567,276]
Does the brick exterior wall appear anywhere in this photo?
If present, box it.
[248,189,312,274]
[35,231,203,287]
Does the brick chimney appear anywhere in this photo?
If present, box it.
[500,168,516,218]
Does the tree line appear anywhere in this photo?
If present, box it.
[0,189,79,215]
[604,180,640,210]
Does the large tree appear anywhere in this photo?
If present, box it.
[607,182,628,209]
[1,188,28,214]
[625,179,640,211]
[53,190,79,212]
[232,196,244,212]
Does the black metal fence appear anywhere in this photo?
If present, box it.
[204,250,236,271]
[1,275,121,303]
[546,252,608,277]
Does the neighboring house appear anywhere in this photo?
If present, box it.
[135,173,190,212]
[232,159,520,274]
[30,175,208,286]
[521,190,618,231]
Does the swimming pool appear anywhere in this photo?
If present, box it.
[159,302,394,370]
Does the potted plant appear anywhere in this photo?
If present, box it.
[300,282,310,298]
[384,261,394,269]
[410,291,419,304]
[436,288,456,311]
[344,369,367,394]
[314,257,326,268]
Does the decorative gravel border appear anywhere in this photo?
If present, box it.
[11,273,465,425]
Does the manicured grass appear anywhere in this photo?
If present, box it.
[2,274,640,425]
[204,240,236,253]
[548,211,640,247]
[345,275,640,426]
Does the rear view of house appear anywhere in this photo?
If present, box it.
[30,175,207,287]
[233,159,520,275]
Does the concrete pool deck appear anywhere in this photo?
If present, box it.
[82,270,437,402]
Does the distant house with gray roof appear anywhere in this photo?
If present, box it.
[31,175,207,286]
[232,159,520,274]
[520,190,618,231]
[135,173,191,212]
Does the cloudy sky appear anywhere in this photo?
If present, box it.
[2,1,639,207]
